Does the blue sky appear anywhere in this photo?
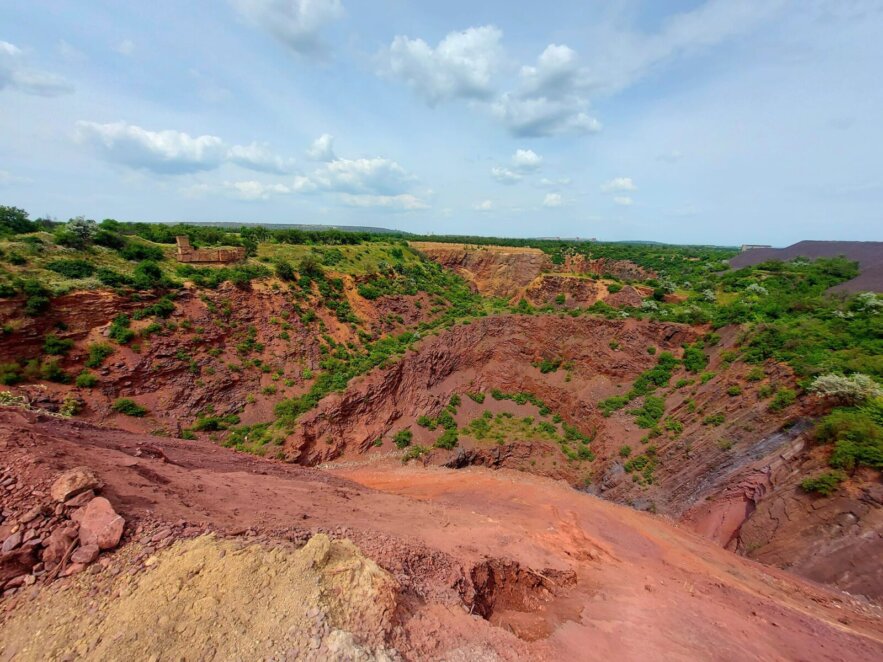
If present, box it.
[1,1,881,245]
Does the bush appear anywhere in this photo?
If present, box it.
[97,268,132,287]
[632,395,665,428]
[435,428,458,449]
[43,334,74,355]
[746,367,765,382]
[393,428,413,449]
[726,385,742,397]
[401,445,429,463]
[85,342,114,367]
[120,241,165,262]
[40,360,69,383]
[112,398,147,417]
[75,371,98,388]
[682,344,708,373]
[815,401,883,471]
[800,471,846,496]
[21,279,50,316]
[467,391,485,404]
[619,445,632,458]
[132,260,166,289]
[703,413,726,426]
[769,388,796,412]
[108,315,135,344]
[46,259,95,279]
[809,373,881,406]
[274,260,295,281]
[0,363,22,385]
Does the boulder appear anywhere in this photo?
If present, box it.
[1,531,21,553]
[77,497,124,550]
[64,489,96,509]
[50,467,102,502]
[70,543,100,565]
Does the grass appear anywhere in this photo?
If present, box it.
[257,242,422,276]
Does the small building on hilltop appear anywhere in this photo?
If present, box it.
[175,236,246,264]
[740,244,772,252]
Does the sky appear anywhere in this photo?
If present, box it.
[1,0,882,245]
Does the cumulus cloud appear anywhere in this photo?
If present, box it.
[380,26,502,105]
[0,41,73,96]
[232,0,345,57]
[490,166,522,185]
[601,177,637,192]
[539,177,572,188]
[519,44,587,97]
[75,120,297,175]
[511,148,543,172]
[227,142,296,174]
[310,157,415,195]
[225,180,293,200]
[614,196,633,206]
[340,193,428,210]
[492,93,601,138]
[306,133,335,161]
[473,199,494,212]
[75,121,227,174]
[543,193,563,208]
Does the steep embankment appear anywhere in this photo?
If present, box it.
[410,242,656,304]
[281,314,882,599]
[1,409,881,660]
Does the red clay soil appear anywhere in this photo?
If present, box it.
[1,408,881,660]
[729,240,883,293]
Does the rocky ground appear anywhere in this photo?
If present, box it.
[1,408,882,660]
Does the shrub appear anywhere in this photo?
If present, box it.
[435,428,458,449]
[815,402,883,471]
[401,445,429,463]
[800,471,846,496]
[809,373,881,406]
[703,413,726,426]
[274,260,295,281]
[700,372,716,384]
[746,367,765,382]
[536,358,562,374]
[97,268,131,287]
[0,363,22,385]
[726,385,742,397]
[449,393,462,408]
[416,415,435,429]
[75,371,98,388]
[46,259,95,279]
[393,428,413,449]
[22,279,50,316]
[112,398,147,417]
[40,360,70,383]
[108,315,135,344]
[619,445,632,458]
[120,241,164,262]
[85,342,114,367]
[467,391,485,404]
[769,388,796,412]
[43,334,74,355]
[633,396,665,429]
[599,395,630,417]
[682,344,708,373]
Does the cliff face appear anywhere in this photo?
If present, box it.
[410,242,551,298]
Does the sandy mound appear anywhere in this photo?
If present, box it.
[0,533,398,661]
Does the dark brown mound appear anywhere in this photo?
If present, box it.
[729,240,883,292]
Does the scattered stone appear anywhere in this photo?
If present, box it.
[77,497,124,550]
[1,532,22,553]
[51,467,102,503]
[20,504,44,524]
[70,544,100,565]
[42,526,78,565]
[1,546,38,583]
[64,490,96,509]
[61,562,86,577]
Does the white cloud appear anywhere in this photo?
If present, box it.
[381,26,502,105]
[0,41,73,96]
[75,120,298,175]
[340,193,428,210]
[614,196,634,206]
[543,193,563,208]
[0,170,33,186]
[492,93,601,137]
[232,0,345,57]
[225,180,292,200]
[311,156,415,195]
[511,148,543,172]
[539,177,572,188]
[306,133,335,161]
[519,44,586,97]
[75,121,227,174]
[600,177,637,192]
[473,199,494,212]
[227,142,296,174]
[114,39,136,56]
[490,166,522,185]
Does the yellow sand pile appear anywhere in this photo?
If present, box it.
[0,534,399,661]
